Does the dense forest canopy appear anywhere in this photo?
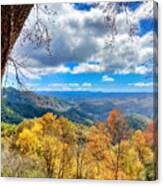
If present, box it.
[1,111,157,179]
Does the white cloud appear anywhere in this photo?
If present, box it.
[50,83,79,87]
[89,32,154,75]
[134,66,151,75]
[134,0,154,21]
[5,63,41,81]
[31,65,70,75]
[82,82,92,87]
[47,82,92,90]
[102,75,114,82]
[7,62,72,80]
[72,62,105,74]
[10,1,155,78]
[128,82,153,87]
[115,65,151,75]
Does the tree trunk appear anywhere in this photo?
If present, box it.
[1,5,33,79]
[115,142,121,180]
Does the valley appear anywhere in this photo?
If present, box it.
[1,87,154,130]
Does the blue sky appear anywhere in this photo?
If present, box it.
[4,1,157,92]
[73,3,95,11]
[138,18,158,36]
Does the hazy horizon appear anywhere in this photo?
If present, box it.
[4,86,155,94]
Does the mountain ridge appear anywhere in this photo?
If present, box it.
[1,87,153,130]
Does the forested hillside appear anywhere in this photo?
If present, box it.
[1,110,157,180]
[2,88,153,128]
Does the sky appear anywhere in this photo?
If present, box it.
[4,1,158,92]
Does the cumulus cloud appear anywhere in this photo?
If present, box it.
[88,32,154,75]
[50,83,79,87]
[13,3,105,68]
[49,82,92,88]
[128,82,153,87]
[23,81,92,91]
[42,82,93,91]
[30,65,70,76]
[17,64,71,80]
[102,75,114,82]
[71,62,105,74]
[11,1,156,79]
[134,0,155,21]
[82,82,92,87]
[115,65,152,75]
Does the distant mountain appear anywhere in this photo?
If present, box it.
[36,90,154,118]
[126,113,152,131]
[37,90,153,102]
[1,88,153,128]
[1,88,94,125]
[75,100,115,121]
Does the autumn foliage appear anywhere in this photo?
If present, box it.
[1,110,157,180]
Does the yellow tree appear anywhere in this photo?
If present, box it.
[40,135,62,178]
[52,116,77,178]
[132,130,153,165]
[107,109,131,179]
[132,130,155,180]
[15,113,63,178]
[117,140,145,180]
[75,125,87,179]
[82,122,113,179]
